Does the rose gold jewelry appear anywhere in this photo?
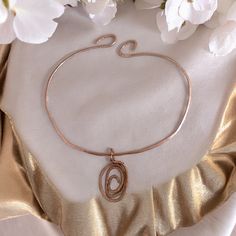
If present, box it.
[44,34,191,202]
[98,148,128,202]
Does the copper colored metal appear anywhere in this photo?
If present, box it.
[99,149,128,202]
[44,34,192,202]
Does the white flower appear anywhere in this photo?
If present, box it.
[59,0,117,26]
[0,0,65,44]
[156,11,197,44]
[84,0,117,25]
[165,0,217,31]
[135,0,201,44]
[209,1,236,56]
[0,1,8,23]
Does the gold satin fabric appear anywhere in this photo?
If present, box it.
[0,44,236,236]
[0,45,44,220]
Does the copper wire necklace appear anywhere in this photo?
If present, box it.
[44,34,191,202]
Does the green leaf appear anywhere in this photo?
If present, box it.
[160,0,167,10]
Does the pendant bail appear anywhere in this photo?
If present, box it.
[108,148,116,163]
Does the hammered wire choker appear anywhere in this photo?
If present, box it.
[44,34,191,202]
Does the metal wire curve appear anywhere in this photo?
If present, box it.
[44,34,191,158]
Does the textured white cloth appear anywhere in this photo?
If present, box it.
[1,1,236,235]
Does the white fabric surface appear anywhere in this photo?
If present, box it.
[1,1,236,235]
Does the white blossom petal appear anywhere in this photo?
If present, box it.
[84,0,109,15]
[179,0,217,25]
[14,0,64,19]
[12,0,64,44]
[156,12,168,32]
[192,0,216,11]
[157,12,180,44]
[0,12,16,44]
[209,21,236,56]
[177,22,198,40]
[156,11,197,44]
[0,1,8,23]
[13,16,59,44]
[89,0,116,25]
[165,0,184,31]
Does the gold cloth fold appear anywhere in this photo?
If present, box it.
[0,44,236,236]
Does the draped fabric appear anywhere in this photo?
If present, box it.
[0,44,235,236]
[0,45,45,220]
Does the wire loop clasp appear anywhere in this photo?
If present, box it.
[117,40,138,58]
[94,34,117,48]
